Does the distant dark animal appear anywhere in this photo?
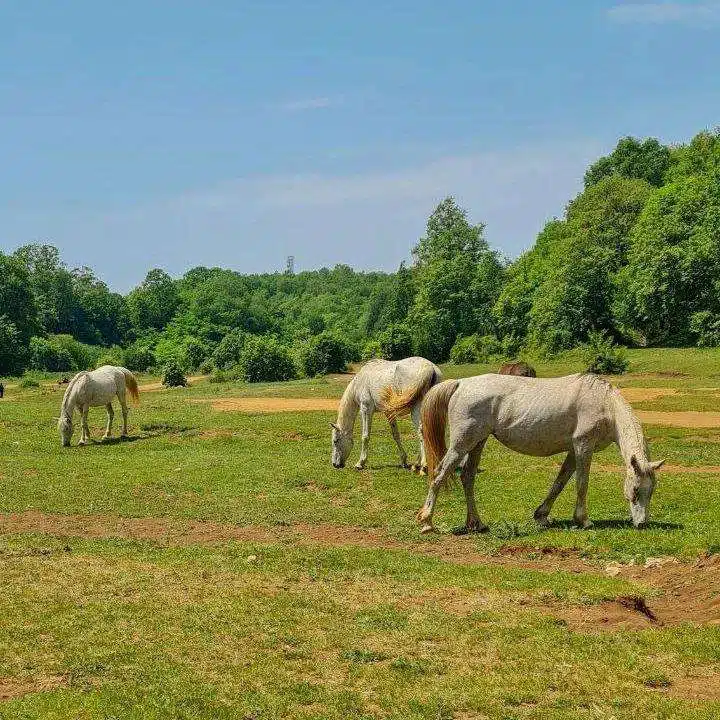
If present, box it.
[499,361,536,377]
[0,382,4,398]
[58,377,70,385]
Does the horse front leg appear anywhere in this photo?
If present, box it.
[460,440,488,533]
[103,403,114,440]
[79,406,90,445]
[572,443,594,529]
[355,404,372,470]
[416,447,465,534]
[534,451,576,527]
[387,418,409,469]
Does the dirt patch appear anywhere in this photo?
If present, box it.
[662,671,720,701]
[560,553,720,632]
[0,675,66,700]
[2,512,718,633]
[618,387,678,403]
[205,397,339,413]
[636,410,720,428]
[626,371,689,380]
[138,375,207,392]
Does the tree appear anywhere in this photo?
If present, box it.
[614,173,720,345]
[126,269,179,333]
[238,336,297,382]
[0,253,39,374]
[408,198,504,361]
[584,137,671,188]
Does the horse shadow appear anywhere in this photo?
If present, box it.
[546,518,684,531]
[88,435,145,446]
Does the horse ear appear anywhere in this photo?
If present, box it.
[630,455,643,475]
[650,459,665,471]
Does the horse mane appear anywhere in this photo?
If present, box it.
[60,371,89,416]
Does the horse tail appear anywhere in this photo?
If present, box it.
[422,379,460,483]
[381,364,439,422]
[121,368,140,405]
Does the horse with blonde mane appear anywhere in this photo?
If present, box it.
[58,365,140,447]
[385,373,664,533]
[331,357,442,471]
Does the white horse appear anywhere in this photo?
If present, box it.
[330,357,442,471]
[58,365,140,447]
[387,373,664,533]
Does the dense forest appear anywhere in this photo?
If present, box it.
[2,129,719,380]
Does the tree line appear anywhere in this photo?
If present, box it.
[2,129,719,380]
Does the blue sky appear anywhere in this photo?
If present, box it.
[1,1,718,291]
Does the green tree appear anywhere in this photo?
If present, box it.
[0,254,39,374]
[408,198,504,361]
[126,269,179,333]
[584,136,671,188]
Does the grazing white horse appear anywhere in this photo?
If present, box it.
[389,373,664,533]
[330,357,442,471]
[58,365,140,447]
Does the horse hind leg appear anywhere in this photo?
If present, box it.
[388,418,409,469]
[460,440,489,533]
[534,451,576,527]
[103,403,114,440]
[416,445,468,534]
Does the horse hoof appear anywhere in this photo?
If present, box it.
[419,524,435,535]
[354,463,365,471]
[535,515,551,528]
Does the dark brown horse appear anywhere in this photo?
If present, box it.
[498,361,536,377]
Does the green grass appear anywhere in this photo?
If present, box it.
[1,350,719,718]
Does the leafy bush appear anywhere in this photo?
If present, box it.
[238,336,297,383]
[361,340,384,361]
[124,342,156,372]
[19,375,40,388]
[450,334,502,364]
[29,336,74,372]
[209,367,243,384]
[297,332,351,377]
[43,335,99,371]
[95,346,125,368]
[690,311,720,347]
[583,331,629,375]
[162,361,187,387]
[212,329,246,370]
[376,324,412,361]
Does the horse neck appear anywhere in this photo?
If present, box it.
[336,380,360,433]
[611,393,647,466]
[61,372,86,418]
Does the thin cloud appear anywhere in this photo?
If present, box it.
[608,2,720,25]
[278,96,337,112]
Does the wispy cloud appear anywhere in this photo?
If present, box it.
[278,96,337,112]
[44,140,599,290]
[608,2,720,26]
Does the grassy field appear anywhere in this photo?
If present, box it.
[1,349,719,719]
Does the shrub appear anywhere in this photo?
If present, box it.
[209,367,242,384]
[124,342,156,372]
[212,329,246,370]
[583,331,629,375]
[297,332,351,377]
[361,340,384,361]
[238,336,297,383]
[376,324,412,361]
[19,375,40,389]
[162,361,187,387]
[29,337,74,372]
[690,311,720,347]
[95,346,125,368]
[450,334,502,364]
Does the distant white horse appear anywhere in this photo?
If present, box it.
[58,365,140,447]
[391,373,664,533]
[330,357,442,471]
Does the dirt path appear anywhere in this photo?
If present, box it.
[2,511,717,632]
[206,397,339,413]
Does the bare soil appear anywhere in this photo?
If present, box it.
[2,511,718,633]
[138,375,207,392]
[618,387,678,402]
[0,675,66,700]
[636,410,720,428]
